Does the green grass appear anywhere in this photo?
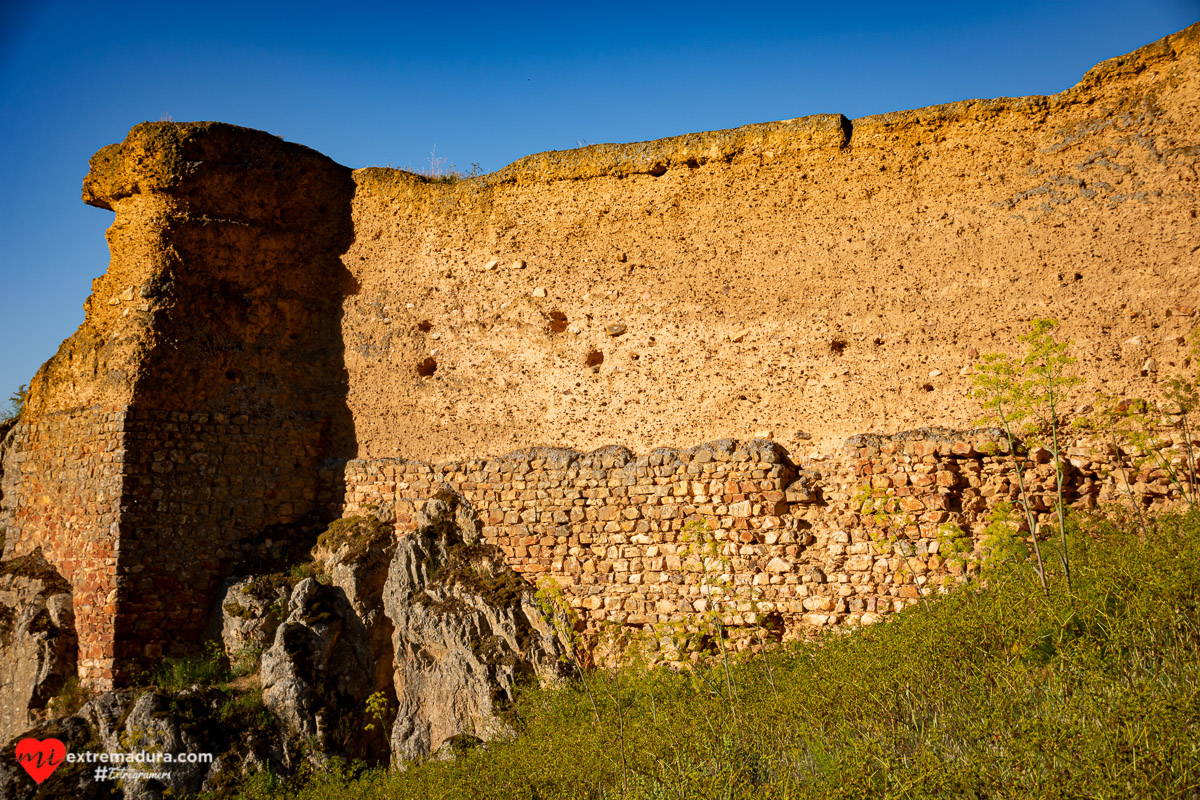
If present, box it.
[221,507,1200,799]
[145,640,231,691]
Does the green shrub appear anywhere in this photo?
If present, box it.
[47,675,92,717]
[0,383,26,424]
[145,641,230,691]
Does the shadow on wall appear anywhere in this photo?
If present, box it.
[88,122,361,679]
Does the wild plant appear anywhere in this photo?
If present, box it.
[1077,331,1199,514]
[534,577,601,725]
[677,517,739,720]
[363,690,392,733]
[1074,396,1152,531]
[933,521,974,592]
[974,318,1080,593]
[0,383,26,423]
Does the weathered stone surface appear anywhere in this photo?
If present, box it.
[259,577,387,761]
[0,550,76,744]
[218,578,284,659]
[318,516,397,695]
[383,489,565,762]
[0,714,110,800]
[2,119,357,687]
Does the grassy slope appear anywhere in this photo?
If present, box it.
[225,508,1200,800]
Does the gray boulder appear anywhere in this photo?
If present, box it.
[0,713,112,800]
[259,577,388,761]
[1,686,298,800]
[0,549,77,744]
[383,488,566,762]
[316,516,396,696]
[218,578,285,660]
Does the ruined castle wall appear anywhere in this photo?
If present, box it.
[340,428,1186,640]
[2,123,359,684]
[0,410,124,680]
[0,184,176,682]
[0,24,1196,686]
[338,23,1200,465]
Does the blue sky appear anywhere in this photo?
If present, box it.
[1,0,1197,402]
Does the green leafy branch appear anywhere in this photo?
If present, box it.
[973,319,1080,594]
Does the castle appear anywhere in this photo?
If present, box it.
[1,23,1197,688]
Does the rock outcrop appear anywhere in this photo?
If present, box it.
[258,491,567,765]
[0,550,76,744]
[257,514,397,762]
[260,577,388,761]
[383,489,566,761]
[0,493,566,795]
[217,578,284,659]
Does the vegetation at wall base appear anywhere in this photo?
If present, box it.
[215,505,1200,800]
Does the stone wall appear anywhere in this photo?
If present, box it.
[1,123,358,686]
[110,410,330,675]
[340,427,1192,642]
[0,409,124,680]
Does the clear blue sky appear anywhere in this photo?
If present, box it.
[1,0,1197,402]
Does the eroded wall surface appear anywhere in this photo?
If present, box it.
[2,124,357,685]
[341,23,1200,462]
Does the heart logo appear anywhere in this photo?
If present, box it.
[15,738,66,784]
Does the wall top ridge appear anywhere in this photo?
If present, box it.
[347,23,1199,192]
[844,426,1008,451]
[342,429,1036,480]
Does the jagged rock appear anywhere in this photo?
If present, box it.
[218,578,284,659]
[0,714,112,800]
[259,577,386,761]
[383,488,566,762]
[317,516,397,698]
[110,691,210,800]
[0,549,77,744]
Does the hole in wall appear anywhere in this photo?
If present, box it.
[547,310,568,334]
[829,339,847,355]
[417,320,432,332]
[585,350,604,368]
[224,369,242,381]
[648,164,668,177]
[922,383,934,392]
[417,357,437,377]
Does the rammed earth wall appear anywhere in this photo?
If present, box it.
[0,125,356,686]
